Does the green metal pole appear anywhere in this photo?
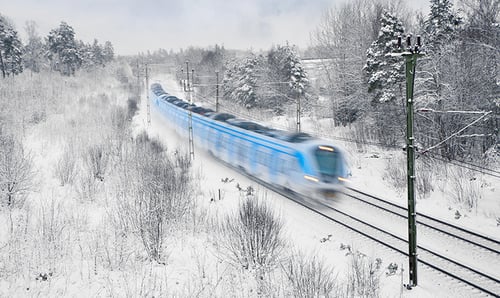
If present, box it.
[405,53,418,287]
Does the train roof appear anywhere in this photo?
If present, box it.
[150,84,327,145]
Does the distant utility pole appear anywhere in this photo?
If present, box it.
[185,60,195,160]
[136,59,140,92]
[396,34,424,289]
[296,93,301,133]
[145,63,150,125]
[215,71,220,112]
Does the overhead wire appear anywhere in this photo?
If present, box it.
[161,80,500,179]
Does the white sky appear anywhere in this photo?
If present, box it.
[1,0,430,55]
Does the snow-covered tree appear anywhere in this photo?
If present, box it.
[79,39,107,69]
[223,56,260,108]
[424,0,462,53]
[46,21,82,75]
[413,0,498,160]
[267,43,309,97]
[365,10,405,103]
[102,41,114,63]
[90,39,105,67]
[23,20,45,73]
[0,15,23,78]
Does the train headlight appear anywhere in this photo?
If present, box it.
[318,145,334,152]
[304,175,319,183]
[338,177,350,183]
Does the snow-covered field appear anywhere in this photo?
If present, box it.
[0,67,497,297]
[144,74,500,297]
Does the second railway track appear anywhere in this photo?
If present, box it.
[253,178,500,297]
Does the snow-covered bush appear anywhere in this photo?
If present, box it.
[83,143,109,182]
[416,156,435,199]
[450,168,481,211]
[75,170,100,202]
[54,145,77,186]
[114,136,193,263]
[0,134,35,208]
[383,154,406,191]
[214,195,285,275]
[282,251,338,297]
[383,153,435,199]
[345,250,382,297]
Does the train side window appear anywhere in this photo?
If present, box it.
[289,158,300,173]
[238,140,246,161]
[256,149,264,165]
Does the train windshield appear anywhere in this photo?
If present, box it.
[314,146,341,177]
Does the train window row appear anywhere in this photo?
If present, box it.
[152,85,315,144]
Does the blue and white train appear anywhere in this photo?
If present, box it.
[150,83,350,198]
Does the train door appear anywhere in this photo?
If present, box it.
[216,131,229,162]
[236,138,247,171]
[268,151,279,185]
[253,146,266,179]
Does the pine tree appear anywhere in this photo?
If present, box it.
[262,43,310,113]
[364,10,405,103]
[46,21,82,75]
[91,39,105,67]
[267,43,309,97]
[102,41,114,63]
[424,0,461,54]
[222,55,260,108]
[235,56,260,108]
[0,15,24,78]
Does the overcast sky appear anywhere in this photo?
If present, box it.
[1,0,429,55]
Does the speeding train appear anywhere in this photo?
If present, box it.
[150,83,350,198]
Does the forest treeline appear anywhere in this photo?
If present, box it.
[0,16,114,77]
[2,0,498,163]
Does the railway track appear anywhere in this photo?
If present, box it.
[155,81,499,296]
[253,178,500,297]
[342,187,500,255]
[335,186,500,297]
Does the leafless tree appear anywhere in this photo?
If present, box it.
[115,135,193,263]
[0,134,35,208]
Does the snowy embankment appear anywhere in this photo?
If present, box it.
[1,65,496,297]
[142,74,493,297]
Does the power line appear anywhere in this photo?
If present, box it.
[161,80,500,179]
[420,153,500,179]
[420,111,493,154]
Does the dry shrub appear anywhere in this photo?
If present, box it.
[383,153,435,199]
[84,143,109,182]
[450,168,482,211]
[75,170,100,202]
[415,156,434,199]
[282,251,338,297]
[114,135,193,263]
[214,194,285,275]
[383,154,406,191]
[345,249,382,297]
[54,145,77,186]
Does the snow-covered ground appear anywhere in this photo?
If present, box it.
[1,68,497,297]
[143,74,500,297]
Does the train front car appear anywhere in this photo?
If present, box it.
[297,140,350,199]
